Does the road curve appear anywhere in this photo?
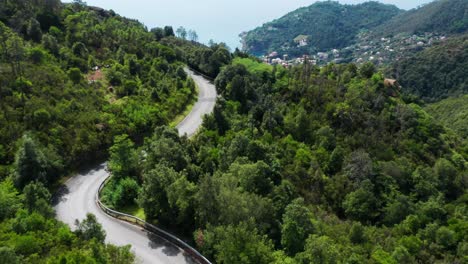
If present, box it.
[54,69,217,264]
[177,69,217,137]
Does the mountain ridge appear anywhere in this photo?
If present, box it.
[242,0,468,60]
[241,1,402,57]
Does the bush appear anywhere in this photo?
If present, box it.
[67,68,82,84]
[28,47,46,64]
[111,178,139,208]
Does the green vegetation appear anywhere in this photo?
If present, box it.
[169,92,197,128]
[0,180,135,263]
[242,1,402,57]
[110,56,467,263]
[0,1,467,263]
[161,37,232,78]
[232,57,273,74]
[374,0,468,37]
[242,0,468,66]
[0,1,196,177]
[390,35,468,102]
[0,0,200,261]
[425,95,468,139]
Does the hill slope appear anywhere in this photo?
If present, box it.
[390,34,468,101]
[126,57,468,264]
[241,1,402,57]
[425,95,468,139]
[374,0,468,37]
[0,0,203,262]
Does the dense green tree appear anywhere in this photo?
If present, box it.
[14,135,49,188]
[112,177,139,208]
[436,226,457,249]
[143,127,189,172]
[0,247,20,264]
[139,164,180,222]
[167,175,196,225]
[28,47,46,64]
[0,180,20,221]
[5,34,25,77]
[383,194,414,226]
[391,246,414,264]
[343,150,373,187]
[150,27,165,40]
[195,174,220,226]
[296,235,341,264]
[434,158,463,199]
[75,213,106,243]
[67,67,82,84]
[108,135,138,180]
[105,244,136,264]
[281,198,315,255]
[23,182,53,217]
[349,222,366,244]
[163,26,174,37]
[26,19,42,42]
[359,62,376,79]
[343,180,379,223]
[198,223,275,264]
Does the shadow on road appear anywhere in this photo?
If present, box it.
[147,233,182,257]
[146,232,200,263]
[182,253,200,264]
[51,184,70,206]
[52,162,106,206]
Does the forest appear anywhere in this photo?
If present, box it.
[389,34,468,102]
[425,95,468,140]
[105,55,467,263]
[0,0,205,262]
[0,0,466,263]
[373,0,468,37]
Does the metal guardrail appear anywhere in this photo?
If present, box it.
[96,172,212,264]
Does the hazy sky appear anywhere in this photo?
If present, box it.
[65,0,434,49]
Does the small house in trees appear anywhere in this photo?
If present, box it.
[294,35,309,47]
[384,78,401,97]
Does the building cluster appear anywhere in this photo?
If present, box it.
[346,32,447,65]
[260,32,446,67]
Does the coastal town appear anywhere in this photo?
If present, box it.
[260,32,447,67]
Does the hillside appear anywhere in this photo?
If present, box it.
[108,55,468,263]
[0,1,200,175]
[242,0,468,66]
[374,0,468,37]
[425,95,468,139]
[0,1,466,263]
[389,34,468,101]
[241,1,402,57]
[0,0,204,262]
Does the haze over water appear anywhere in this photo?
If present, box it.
[66,0,433,49]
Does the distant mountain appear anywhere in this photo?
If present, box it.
[241,1,402,57]
[389,34,468,102]
[374,0,468,37]
[242,0,468,62]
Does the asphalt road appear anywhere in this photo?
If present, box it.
[176,69,217,137]
[54,69,217,264]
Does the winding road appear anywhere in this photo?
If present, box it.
[54,69,217,264]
